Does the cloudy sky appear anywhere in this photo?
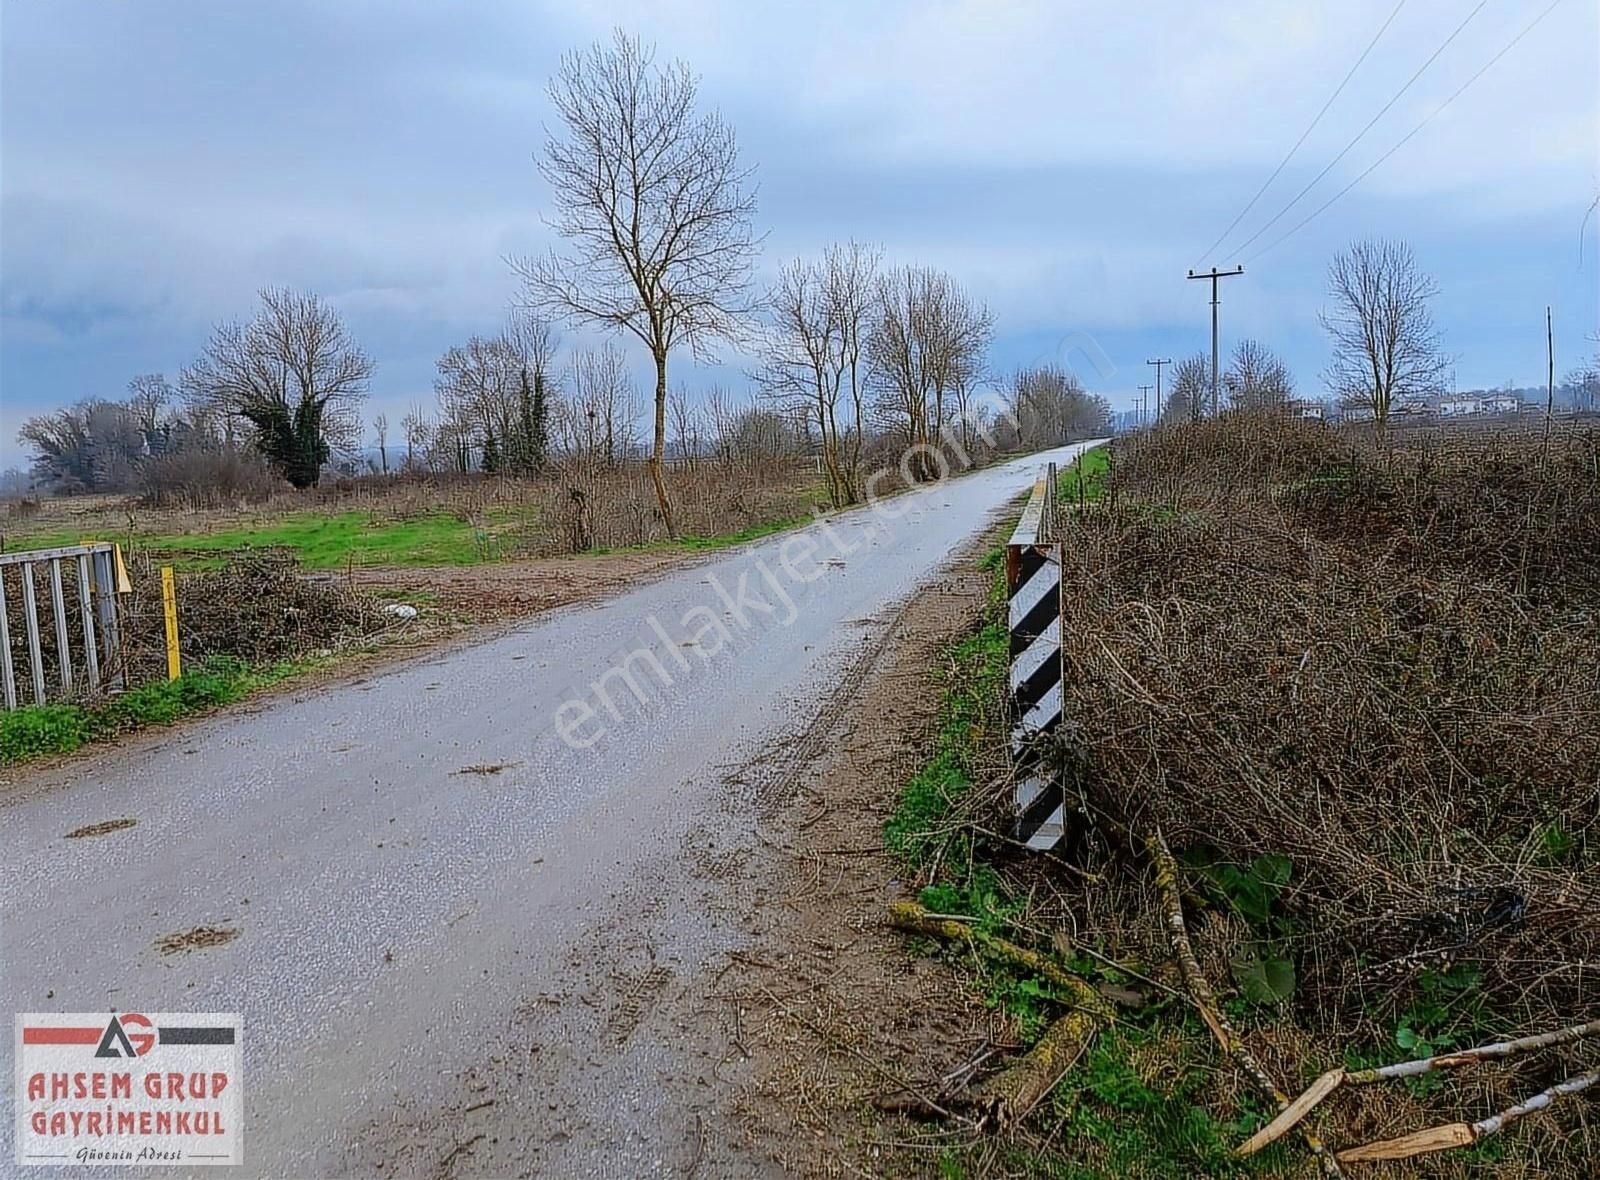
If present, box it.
[2,0,1597,465]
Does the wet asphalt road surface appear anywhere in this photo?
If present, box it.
[1,444,1096,1177]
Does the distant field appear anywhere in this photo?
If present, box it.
[0,466,831,570]
[1,509,536,570]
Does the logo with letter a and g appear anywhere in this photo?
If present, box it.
[94,1012,156,1058]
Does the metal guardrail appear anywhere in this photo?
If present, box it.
[0,542,126,710]
[1005,463,1065,850]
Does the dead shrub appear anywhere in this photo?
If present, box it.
[118,549,381,679]
[1054,424,1600,1038]
[1111,409,1348,506]
[139,451,283,509]
[530,457,824,554]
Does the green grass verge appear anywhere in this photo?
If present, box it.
[882,562,1008,866]
[10,505,824,570]
[885,534,1290,1178]
[0,655,319,764]
[1057,443,1110,504]
[592,512,816,556]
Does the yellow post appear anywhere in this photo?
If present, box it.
[160,566,181,681]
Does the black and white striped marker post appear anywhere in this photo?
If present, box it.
[1005,464,1065,851]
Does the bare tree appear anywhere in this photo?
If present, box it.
[1564,342,1600,413]
[1006,365,1111,448]
[126,373,175,456]
[1321,239,1446,431]
[1163,353,1211,424]
[1224,339,1295,411]
[868,266,991,480]
[702,385,739,467]
[435,318,559,477]
[182,288,372,487]
[757,242,881,506]
[400,405,431,472]
[758,258,841,503]
[562,344,640,465]
[18,400,144,493]
[825,241,878,498]
[435,334,519,456]
[514,30,759,535]
[667,387,702,467]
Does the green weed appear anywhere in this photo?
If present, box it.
[1057,445,1110,505]
[0,704,93,762]
[0,654,320,765]
[883,620,1007,866]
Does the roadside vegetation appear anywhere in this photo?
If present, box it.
[877,421,1599,1176]
[0,550,380,765]
[0,655,313,763]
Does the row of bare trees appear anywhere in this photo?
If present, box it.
[19,30,1102,503]
[18,288,372,495]
[509,31,1081,531]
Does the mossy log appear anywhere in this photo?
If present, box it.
[886,900,1113,1129]
[966,1007,1101,1130]
[886,901,1114,1018]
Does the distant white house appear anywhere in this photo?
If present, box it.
[1289,399,1325,421]
[1440,397,1485,418]
[1391,398,1432,419]
[1342,403,1376,423]
[1483,394,1522,415]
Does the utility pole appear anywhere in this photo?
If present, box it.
[1145,357,1171,423]
[1543,305,1555,456]
[1138,384,1153,429]
[1186,266,1244,416]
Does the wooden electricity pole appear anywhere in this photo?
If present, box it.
[1138,384,1153,428]
[1146,357,1171,423]
[1186,266,1244,415]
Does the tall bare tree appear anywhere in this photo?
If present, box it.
[758,256,854,505]
[400,405,431,472]
[868,266,991,480]
[562,344,640,465]
[1224,339,1295,411]
[182,288,372,487]
[1321,239,1446,431]
[514,30,759,535]
[825,241,878,498]
[126,373,175,456]
[435,335,520,455]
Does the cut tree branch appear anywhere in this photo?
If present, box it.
[1147,829,1346,1179]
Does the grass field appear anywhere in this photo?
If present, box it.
[2,503,824,571]
[2,509,535,570]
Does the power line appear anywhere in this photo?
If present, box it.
[1195,0,1408,268]
[1222,0,1494,261]
[1246,0,1567,263]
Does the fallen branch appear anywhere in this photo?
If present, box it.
[1337,1070,1600,1164]
[885,901,1113,1019]
[1147,829,1345,1180]
[885,900,1113,1129]
[1239,1017,1600,1155]
[967,1008,1100,1131]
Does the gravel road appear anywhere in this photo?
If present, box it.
[1,443,1096,1177]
